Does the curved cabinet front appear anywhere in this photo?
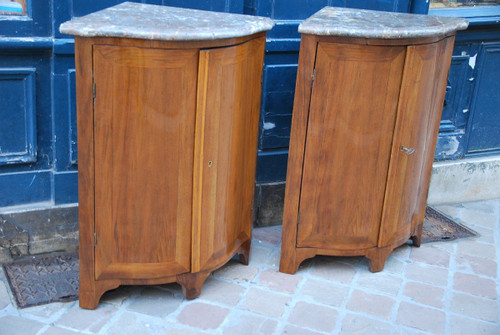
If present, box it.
[280,34,456,274]
[76,34,266,309]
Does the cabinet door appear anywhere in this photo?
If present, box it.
[296,42,405,250]
[192,37,265,272]
[92,45,198,280]
[379,42,449,246]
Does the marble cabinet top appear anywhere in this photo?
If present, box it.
[60,2,274,41]
[299,7,468,39]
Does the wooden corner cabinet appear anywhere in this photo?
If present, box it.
[279,7,468,274]
[60,3,273,309]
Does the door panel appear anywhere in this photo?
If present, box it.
[192,37,265,272]
[379,43,441,246]
[93,45,197,280]
[297,42,405,250]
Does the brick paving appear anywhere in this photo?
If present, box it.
[0,199,499,334]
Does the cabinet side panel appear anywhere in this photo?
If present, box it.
[93,45,197,280]
[411,37,456,237]
[280,35,318,274]
[297,42,405,250]
[194,37,265,272]
[379,42,444,247]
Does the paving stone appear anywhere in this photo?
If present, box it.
[252,227,282,246]
[433,204,462,219]
[249,244,274,265]
[177,302,229,330]
[451,293,499,322]
[457,240,497,259]
[100,286,132,306]
[467,225,494,244]
[55,301,117,332]
[346,290,395,319]
[397,302,445,334]
[164,328,209,335]
[199,277,245,306]
[257,269,302,294]
[453,272,497,299]
[335,256,365,267]
[0,280,11,309]
[126,287,181,317]
[266,250,281,269]
[282,324,324,335]
[460,208,497,229]
[301,278,349,307]
[403,281,444,308]
[391,244,411,260]
[41,327,82,335]
[340,313,393,335]
[406,263,448,287]
[22,302,67,320]
[105,312,156,335]
[288,301,337,332]
[0,315,45,335]
[355,271,403,296]
[382,256,406,275]
[449,315,500,335]
[222,313,276,335]
[213,260,259,283]
[456,254,497,278]
[460,201,495,214]
[410,246,450,268]
[424,240,456,253]
[309,257,356,284]
[241,287,291,318]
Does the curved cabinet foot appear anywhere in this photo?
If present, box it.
[411,223,423,247]
[366,247,393,272]
[177,271,211,300]
[279,249,316,274]
[79,281,120,309]
[237,239,251,265]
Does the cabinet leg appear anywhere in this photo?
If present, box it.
[366,247,393,273]
[177,271,211,300]
[279,249,316,274]
[411,223,423,247]
[237,239,251,265]
[79,282,120,310]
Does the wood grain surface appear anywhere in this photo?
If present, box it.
[192,37,265,272]
[297,42,405,250]
[280,35,457,274]
[76,34,266,308]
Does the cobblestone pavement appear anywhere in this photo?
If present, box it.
[0,199,499,335]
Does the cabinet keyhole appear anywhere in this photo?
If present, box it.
[208,161,213,167]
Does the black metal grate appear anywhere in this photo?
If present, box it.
[422,206,476,243]
[2,253,79,308]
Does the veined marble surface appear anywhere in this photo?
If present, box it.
[299,7,468,39]
[60,2,274,41]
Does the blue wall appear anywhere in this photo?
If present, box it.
[0,0,498,208]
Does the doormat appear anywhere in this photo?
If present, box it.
[2,252,79,308]
[422,206,476,243]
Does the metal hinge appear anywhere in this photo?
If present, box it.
[312,69,316,82]
[94,231,97,247]
[92,82,96,106]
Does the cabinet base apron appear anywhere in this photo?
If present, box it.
[279,226,421,274]
[79,238,251,309]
